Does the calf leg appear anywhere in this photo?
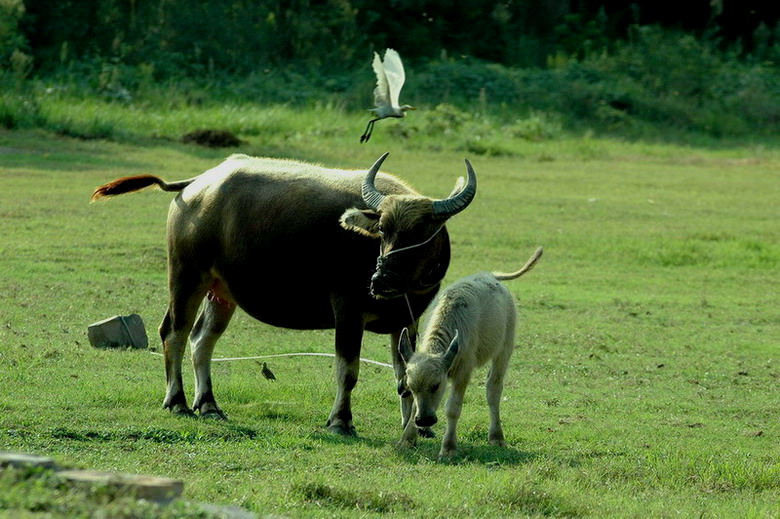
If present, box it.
[190,296,236,419]
[440,378,469,459]
[326,300,363,436]
[160,271,209,416]
[486,351,511,447]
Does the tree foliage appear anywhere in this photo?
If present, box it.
[9,0,780,76]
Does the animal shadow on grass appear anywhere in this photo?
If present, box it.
[311,430,387,449]
[395,441,537,466]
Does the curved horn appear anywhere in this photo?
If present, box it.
[362,152,390,210]
[432,159,477,218]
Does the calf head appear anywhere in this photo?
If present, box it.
[398,328,460,428]
[340,153,477,299]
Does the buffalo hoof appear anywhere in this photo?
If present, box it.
[418,427,435,438]
[195,401,227,420]
[168,403,196,418]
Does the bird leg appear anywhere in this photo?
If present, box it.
[360,119,379,143]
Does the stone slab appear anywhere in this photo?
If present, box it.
[0,452,58,470]
[88,313,148,349]
[57,470,183,502]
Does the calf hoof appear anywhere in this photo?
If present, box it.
[326,419,357,437]
[438,449,457,461]
[418,427,435,438]
[398,438,416,448]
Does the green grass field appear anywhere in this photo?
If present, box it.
[1,119,779,517]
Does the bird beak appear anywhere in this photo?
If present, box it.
[408,106,417,110]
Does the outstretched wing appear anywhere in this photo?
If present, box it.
[372,51,391,109]
[381,49,406,108]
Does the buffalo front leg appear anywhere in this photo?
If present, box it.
[190,296,236,420]
[390,330,414,428]
[326,300,363,436]
[399,401,419,447]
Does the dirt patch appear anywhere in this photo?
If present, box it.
[181,129,243,148]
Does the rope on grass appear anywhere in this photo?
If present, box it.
[147,350,393,368]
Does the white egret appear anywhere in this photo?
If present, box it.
[360,48,416,143]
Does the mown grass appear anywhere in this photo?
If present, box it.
[0,122,779,517]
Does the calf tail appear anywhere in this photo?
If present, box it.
[91,175,194,201]
[493,246,543,281]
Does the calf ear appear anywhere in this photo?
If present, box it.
[340,208,381,238]
[397,376,410,397]
[398,327,414,364]
[442,329,461,370]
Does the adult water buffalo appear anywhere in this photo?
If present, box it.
[91,152,477,435]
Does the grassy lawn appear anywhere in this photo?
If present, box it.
[0,121,779,517]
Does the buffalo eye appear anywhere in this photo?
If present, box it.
[431,383,440,393]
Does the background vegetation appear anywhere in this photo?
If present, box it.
[1,0,779,141]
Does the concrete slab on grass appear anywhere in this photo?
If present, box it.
[88,313,148,349]
[0,452,58,470]
[57,470,183,502]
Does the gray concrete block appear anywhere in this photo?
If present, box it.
[197,502,260,519]
[57,470,183,502]
[0,452,58,470]
[88,314,148,349]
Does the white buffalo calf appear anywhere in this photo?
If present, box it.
[398,247,543,458]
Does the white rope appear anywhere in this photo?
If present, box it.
[381,225,444,258]
[147,350,393,368]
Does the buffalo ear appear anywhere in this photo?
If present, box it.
[398,327,415,364]
[446,176,466,199]
[340,208,381,238]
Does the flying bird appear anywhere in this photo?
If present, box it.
[360,49,415,143]
[257,361,276,381]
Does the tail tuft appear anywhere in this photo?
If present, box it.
[90,175,165,202]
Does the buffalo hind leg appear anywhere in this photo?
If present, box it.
[160,273,209,416]
[190,296,236,419]
[326,299,363,436]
